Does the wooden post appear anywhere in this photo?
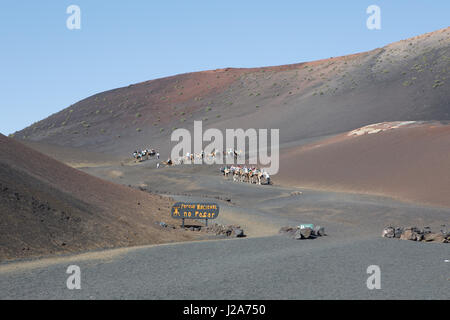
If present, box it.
[182,218,185,228]
[205,218,208,227]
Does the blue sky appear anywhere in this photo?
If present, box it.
[0,1,449,135]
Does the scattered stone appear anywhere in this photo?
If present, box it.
[383,225,448,243]
[280,225,326,240]
[394,227,404,238]
[232,228,244,238]
[204,223,245,238]
[423,232,446,243]
[382,226,395,238]
[400,227,424,241]
[300,227,313,239]
[313,225,325,236]
[293,229,303,240]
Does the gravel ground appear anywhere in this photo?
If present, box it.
[0,235,448,299]
[1,163,449,299]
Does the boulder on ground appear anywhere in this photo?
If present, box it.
[384,225,448,243]
[406,227,424,241]
[313,225,325,236]
[394,227,404,238]
[423,232,446,243]
[300,227,313,239]
[232,228,245,238]
[205,223,245,238]
[293,229,303,240]
[382,226,395,238]
[400,228,420,241]
[281,225,325,240]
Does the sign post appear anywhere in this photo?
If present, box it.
[171,202,220,227]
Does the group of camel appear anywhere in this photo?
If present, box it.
[132,149,158,162]
[154,151,272,187]
[220,166,271,185]
[170,149,241,165]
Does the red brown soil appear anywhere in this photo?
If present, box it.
[277,122,450,208]
[0,134,195,262]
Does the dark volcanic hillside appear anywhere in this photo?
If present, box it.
[0,134,194,261]
[14,27,450,156]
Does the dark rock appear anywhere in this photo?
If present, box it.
[394,227,404,238]
[400,227,424,241]
[293,229,303,240]
[204,223,244,237]
[232,228,244,237]
[300,227,313,239]
[423,232,446,243]
[400,229,416,241]
[382,226,395,238]
[313,225,325,236]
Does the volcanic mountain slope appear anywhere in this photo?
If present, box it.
[13,27,450,157]
[0,134,194,262]
[277,121,450,208]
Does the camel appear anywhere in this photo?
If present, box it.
[221,166,271,185]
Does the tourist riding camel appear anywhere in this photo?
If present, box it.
[132,148,159,162]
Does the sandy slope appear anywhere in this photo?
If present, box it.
[0,134,196,262]
[277,121,450,208]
